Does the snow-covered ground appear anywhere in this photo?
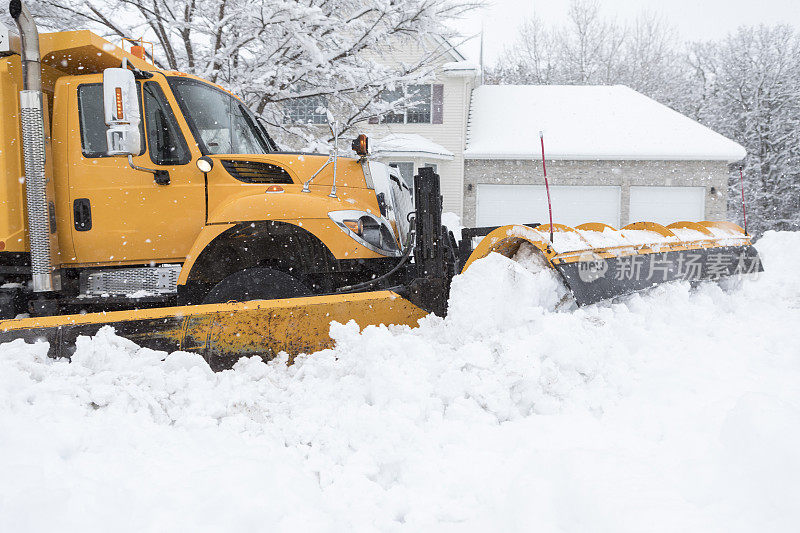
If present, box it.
[1,232,799,532]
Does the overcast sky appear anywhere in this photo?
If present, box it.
[454,0,800,64]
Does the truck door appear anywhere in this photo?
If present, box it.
[68,76,205,265]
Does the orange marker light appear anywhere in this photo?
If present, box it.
[115,87,124,120]
[343,220,361,233]
[265,185,284,193]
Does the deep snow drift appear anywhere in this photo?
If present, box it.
[1,232,799,532]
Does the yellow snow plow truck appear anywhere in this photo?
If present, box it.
[0,1,762,368]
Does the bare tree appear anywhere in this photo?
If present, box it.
[489,16,558,84]
[618,13,684,103]
[488,0,632,85]
[34,0,478,149]
[558,0,625,84]
[687,25,800,233]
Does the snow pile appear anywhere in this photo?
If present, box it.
[441,211,463,241]
[1,232,799,532]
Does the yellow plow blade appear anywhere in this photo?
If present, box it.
[463,220,763,306]
[0,291,427,370]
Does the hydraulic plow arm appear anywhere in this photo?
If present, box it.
[460,220,763,306]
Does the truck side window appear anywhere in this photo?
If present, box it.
[143,82,190,166]
[77,83,144,158]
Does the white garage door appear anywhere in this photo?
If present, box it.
[629,186,706,225]
[476,184,621,227]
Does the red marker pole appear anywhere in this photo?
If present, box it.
[540,131,554,243]
[739,165,748,235]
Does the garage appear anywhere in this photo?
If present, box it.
[629,186,706,226]
[476,184,621,227]
[463,86,746,227]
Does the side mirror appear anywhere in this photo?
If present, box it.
[103,67,141,156]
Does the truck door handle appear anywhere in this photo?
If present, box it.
[154,170,170,185]
[73,198,92,231]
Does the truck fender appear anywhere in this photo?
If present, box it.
[177,223,235,285]
[178,218,382,288]
[204,192,384,260]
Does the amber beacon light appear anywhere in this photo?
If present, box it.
[352,134,369,156]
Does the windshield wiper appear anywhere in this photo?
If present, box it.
[254,116,279,152]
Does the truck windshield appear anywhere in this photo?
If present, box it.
[168,77,273,155]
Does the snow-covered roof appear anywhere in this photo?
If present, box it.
[464,85,746,162]
[442,61,480,78]
[442,61,478,71]
[370,133,454,161]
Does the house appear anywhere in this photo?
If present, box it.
[282,43,747,229]
[359,42,480,216]
[462,85,747,227]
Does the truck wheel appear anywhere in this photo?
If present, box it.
[0,287,29,319]
[202,267,311,304]
[0,289,19,319]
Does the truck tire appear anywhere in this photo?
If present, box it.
[0,289,18,319]
[201,267,311,304]
[0,287,30,319]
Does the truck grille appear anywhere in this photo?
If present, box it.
[221,160,293,184]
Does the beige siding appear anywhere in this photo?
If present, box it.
[360,37,476,216]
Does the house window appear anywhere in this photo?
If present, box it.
[389,162,415,187]
[379,84,432,124]
[406,85,432,123]
[283,95,328,124]
[380,87,405,124]
[422,163,438,174]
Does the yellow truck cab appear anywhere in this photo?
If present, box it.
[0,11,413,317]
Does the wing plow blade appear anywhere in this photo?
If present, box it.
[463,222,763,306]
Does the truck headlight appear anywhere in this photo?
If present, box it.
[329,210,401,257]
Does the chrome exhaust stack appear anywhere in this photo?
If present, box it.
[10,0,60,292]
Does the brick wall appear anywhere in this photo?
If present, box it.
[462,159,729,227]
